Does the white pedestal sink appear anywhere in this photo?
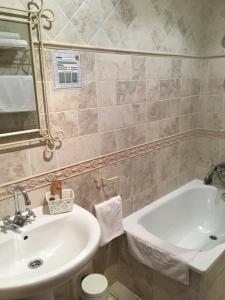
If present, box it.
[0,204,101,299]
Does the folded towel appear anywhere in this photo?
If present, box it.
[126,225,199,285]
[0,32,20,40]
[0,38,28,49]
[95,195,124,246]
[0,75,36,112]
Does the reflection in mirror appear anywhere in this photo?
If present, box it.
[0,19,39,135]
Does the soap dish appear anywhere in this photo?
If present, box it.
[46,189,74,215]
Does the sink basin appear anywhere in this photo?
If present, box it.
[0,204,101,299]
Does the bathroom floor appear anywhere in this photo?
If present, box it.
[109,281,142,300]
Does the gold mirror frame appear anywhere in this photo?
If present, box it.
[0,0,64,152]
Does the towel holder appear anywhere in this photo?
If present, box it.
[94,172,120,189]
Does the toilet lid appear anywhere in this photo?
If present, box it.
[81,274,108,297]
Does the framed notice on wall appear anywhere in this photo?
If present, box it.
[52,50,82,89]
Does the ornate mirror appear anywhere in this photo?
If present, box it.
[0,1,63,151]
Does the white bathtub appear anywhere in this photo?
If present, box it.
[123,180,225,273]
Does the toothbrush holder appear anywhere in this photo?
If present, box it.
[46,189,74,215]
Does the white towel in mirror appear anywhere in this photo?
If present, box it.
[0,32,20,40]
[0,75,36,113]
[0,38,28,49]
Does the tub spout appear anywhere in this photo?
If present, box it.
[204,165,216,185]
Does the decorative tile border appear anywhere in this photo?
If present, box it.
[0,129,223,201]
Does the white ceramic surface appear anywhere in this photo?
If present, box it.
[0,204,101,299]
[123,180,225,273]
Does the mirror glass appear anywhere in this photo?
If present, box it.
[0,19,39,135]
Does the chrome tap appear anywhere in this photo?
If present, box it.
[204,163,225,185]
[204,165,216,185]
[3,186,36,228]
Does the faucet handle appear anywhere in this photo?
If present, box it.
[25,207,36,219]
[3,216,13,226]
[2,216,19,229]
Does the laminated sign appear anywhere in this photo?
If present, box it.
[53,51,82,89]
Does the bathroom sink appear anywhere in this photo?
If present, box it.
[0,204,101,299]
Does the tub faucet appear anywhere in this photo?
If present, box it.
[204,163,225,185]
[3,186,36,228]
[204,165,216,185]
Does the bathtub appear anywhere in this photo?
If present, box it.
[123,180,225,274]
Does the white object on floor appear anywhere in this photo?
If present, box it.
[95,195,124,246]
[0,32,20,40]
[0,75,36,112]
[126,225,198,285]
[81,273,108,300]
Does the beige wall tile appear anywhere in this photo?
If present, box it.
[159,57,173,79]
[180,79,191,97]
[0,150,31,185]
[117,81,146,104]
[206,96,224,113]
[29,146,58,175]
[56,134,100,166]
[50,111,79,138]
[147,101,170,122]
[208,78,225,95]
[130,125,146,147]
[49,82,79,112]
[132,103,146,124]
[160,79,181,100]
[100,131,117,155]
[116,127,132,150]
[78,81,98,109]
[145,57,161,79]
[132,56,146,80]
[99,105,132,131]
[81,51,96,81]
[158,117,179,138]
[95,53,131,80]
[132,185,157,211]
[145,121,160,142]
[71,2,98,42]
[97,81,117,107]
[191,79,201,96]
[146,79,160,102]
[78,108,98,135]
[65,170,102,213]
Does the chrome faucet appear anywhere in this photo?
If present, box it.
[204,163,225,185]
[3,186,36,228]
[204,165,216,185]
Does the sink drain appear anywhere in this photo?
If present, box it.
[28,259,43,269]
[209,235,218,240]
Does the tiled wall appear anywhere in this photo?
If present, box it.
[0,50,204,186]
[202,0,225,56]
[5,0,225,56]
[1,134,197,216]
[193,57,225,178]
[44,0,204,55]
[4,0,204,55]
[205,58,225,131]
